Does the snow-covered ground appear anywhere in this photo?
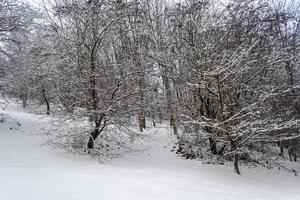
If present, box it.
[1,103,300,200]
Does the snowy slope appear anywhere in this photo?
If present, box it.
[0,104,300,200]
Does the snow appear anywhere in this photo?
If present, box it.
[1,103,300,200]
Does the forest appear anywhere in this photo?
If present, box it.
[0,0,300,179]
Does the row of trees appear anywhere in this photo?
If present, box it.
[0,0,299,174]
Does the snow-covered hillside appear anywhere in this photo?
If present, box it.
[0,104,300,200]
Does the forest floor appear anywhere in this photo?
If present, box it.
[1,102,300,200]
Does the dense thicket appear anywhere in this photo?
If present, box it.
[0,0,299,174]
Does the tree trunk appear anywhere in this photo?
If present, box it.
[41,87,50,115]
[280,144,284,157]
[160,64,177,135]
[87,127,100,149]
[288,149,292,162]
[137,61,146,132]
[87,114,106,149]
[234,154,241,175]
[170,115,177,135]
[136,56,146,132]
[20,93,28,108]
[22,97,27,108]
[152,112,156,127]
[227,133,241,175]
[138,111,146,132]
[209,138,218,155]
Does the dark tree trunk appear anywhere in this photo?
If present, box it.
[288,150,292,162]
[227,133,240,175]
[138,110,146,132]
[288,148,297,162]
[20,93,28,108]
[87,127,100,149]
[280,145,284,157]
[41,87,50,115]
[152,112,156,127]
[160,64,177,135]
[234,154,240,175]
[137,63,146,132]
[87,38,101,149]
[170,115,177,135]
[22,97,27,108]
[209,138,218,155]
[87,114,106,149]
